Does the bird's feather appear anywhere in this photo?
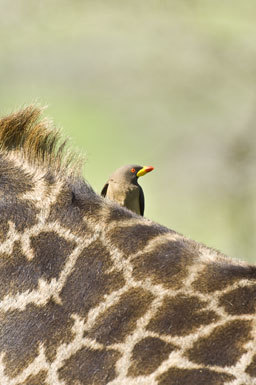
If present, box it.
[101,183,109,197]
[138,185,145,216]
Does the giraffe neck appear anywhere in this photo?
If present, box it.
[0,106,255,385]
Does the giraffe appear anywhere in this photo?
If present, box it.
[0,106,255,385]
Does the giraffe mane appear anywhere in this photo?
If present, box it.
[0,105,83,178]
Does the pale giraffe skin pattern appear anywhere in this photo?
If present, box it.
[0,107,255,385]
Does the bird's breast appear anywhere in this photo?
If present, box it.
[107,181,141,214]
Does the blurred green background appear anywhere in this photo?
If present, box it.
[0,0,255,263]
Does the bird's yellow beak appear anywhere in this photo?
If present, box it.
[137,166,154,178]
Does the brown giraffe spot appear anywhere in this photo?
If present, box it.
[246,354,256,377]
[128,337,176,377]
[48,181,103,234]
[107,205,134,222]
[108,224,170,256]
[193,262,256,293]
[17,371,48,385]
[147,295,219,336]
[58,346,120,385]
[0,158,34,194]
[44,170,56,186]
[0,234,75,299]
[132,240,196,289]
[0,198,39,242]
[87,288,154,345]
[0,158,38,242]
[0,301,74,378]
[30,231,76,276]
[157,367,235,385]
[186,320,252,367]
[219,285,256,315]
[60,239,125,317]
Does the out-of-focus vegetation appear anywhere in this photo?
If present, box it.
[0,0,256,263]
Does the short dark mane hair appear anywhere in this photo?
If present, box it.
[0,105,83,178]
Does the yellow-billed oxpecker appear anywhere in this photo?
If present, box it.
[101,165,154,216]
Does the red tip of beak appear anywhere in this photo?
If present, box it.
[145,166,154,173]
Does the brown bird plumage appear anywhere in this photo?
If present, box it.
[101,164,154,216]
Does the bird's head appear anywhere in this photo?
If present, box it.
[112,164,154,184]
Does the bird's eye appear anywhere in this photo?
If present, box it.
[131,168,136,173]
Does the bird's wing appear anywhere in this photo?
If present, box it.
[138,185,145,216]
[101,183,109,197]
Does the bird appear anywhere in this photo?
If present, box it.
[101,164,154,216]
